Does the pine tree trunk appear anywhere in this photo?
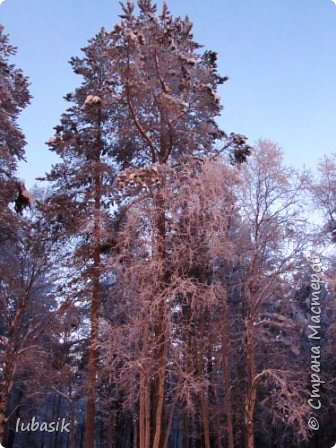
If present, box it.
[84,224,100,448]
[84,114,102,448]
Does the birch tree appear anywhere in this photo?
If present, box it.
[100,157,240,447]
[236,140,311,448]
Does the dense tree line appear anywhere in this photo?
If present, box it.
[0,2,335,447]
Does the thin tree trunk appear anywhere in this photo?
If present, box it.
[152,354,167,448]
[139,317,151,448]
[152,191,167,448]
[221,308,234,448]
[139,373,145,448]
[214,402,223,448]
[0,288,31,443]
[84,241,100,448]
[244,248,259,448]
[0,367,12,443]
[139,373,151,448]
[162,391,178,448]
[53,395,61,448]
[4,388,23,448]
[133,415,138,448]
[69,397,76,448]
[200,392,211,448]
[245,316,257,448]
[182,413,189,448]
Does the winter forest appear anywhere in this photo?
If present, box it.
[1,1,336,447]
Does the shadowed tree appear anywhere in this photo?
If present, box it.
[0,24,31,445]
[0,24,31,239]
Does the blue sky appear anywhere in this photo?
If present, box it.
[1,0,336,186]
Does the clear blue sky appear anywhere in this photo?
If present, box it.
[1,0,336,186]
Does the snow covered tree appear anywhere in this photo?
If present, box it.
[0,206,60,445]
[0,24,34,445]
[0,24,31,237]
[235,140,311,448]
[42,3,250,446]
[42,29,117,448]
[106,0,249,169]
[102,3,249,446]
[309,154,336,245]
[108,0,224,167]
[101,156,239,448]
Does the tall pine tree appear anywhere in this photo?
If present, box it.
[43,29,116,448]
[102,2,249,447]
